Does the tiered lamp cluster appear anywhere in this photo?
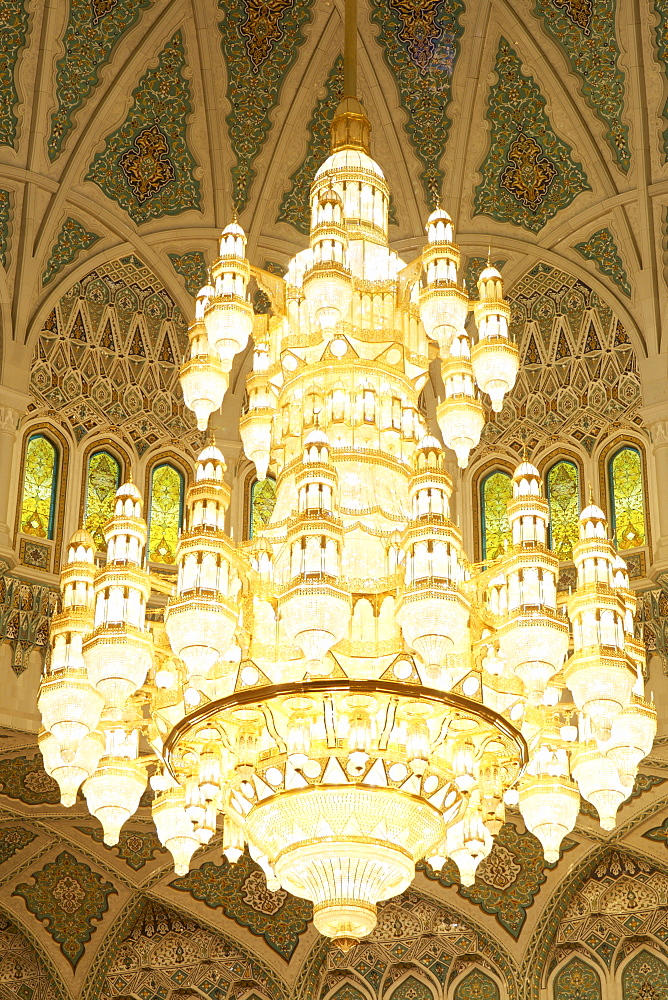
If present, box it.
[40,98,655,951]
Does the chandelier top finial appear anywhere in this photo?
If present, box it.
[330,0,371,153]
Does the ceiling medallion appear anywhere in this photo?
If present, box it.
[40,0,655,953]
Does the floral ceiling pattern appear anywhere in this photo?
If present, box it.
[48,0,152,160]
[474,39,590,232]
[220,0,316,212]
[86,33,200,224]
[369,0,465,205]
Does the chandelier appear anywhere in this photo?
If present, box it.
[39,4,656,952]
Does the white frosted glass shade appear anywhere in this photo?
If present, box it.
[204,300,253,370]
[38,668,104,761]
[436,396,484,468]
[244,784,445,943]
[470,339,519,412]
[499,618,569,704]
[83,756,147,846]
[564,648,635,741]
[152,787,201,875]
[519,776,579,862]
[83,627,152,711]
[571,746,625,830]
[165,595,238,677]
[180,355,229,430]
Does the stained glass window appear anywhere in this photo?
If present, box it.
[547,460,580,560]
[148,463,184,564]
[481,471,512,560]
[554,959,600,1000]
[84,450,121,549]
[20,434,58,539]
[250,477,277,538]
[454,970,499,1000]
[610,446,645,549]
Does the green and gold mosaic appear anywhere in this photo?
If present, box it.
[86,33,200,224]
[474,39,590,232]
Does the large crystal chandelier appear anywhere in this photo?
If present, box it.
[39,3,655,951]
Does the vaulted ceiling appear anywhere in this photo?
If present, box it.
[1,0,668,397]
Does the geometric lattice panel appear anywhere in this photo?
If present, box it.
[29,255,203,458]
[480,264,642,458]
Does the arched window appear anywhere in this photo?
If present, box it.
[249,477,277,539]
[454,970,500,1000]
[389,976,433,1000]
[622,950,668,1000]
[481,470,512,560]
[546,460,580,560]
[147,463,184,564]
[554,958,600,1000]
[20,434,58,539]
[84,450,121,549]
[609,446,646,549]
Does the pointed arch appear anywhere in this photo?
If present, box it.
[386,974,434,1000]
[552,957,601,1000]
[545,458,581,560]
[146,461,185,565]
[19,433,58,540]
[608,445,646,551]
[245,469,277,539]
[450,966,504,1000]
[480,469,513,561]
[621,949,668,1000]
[325,984,372,1000]
[15,420,71,572]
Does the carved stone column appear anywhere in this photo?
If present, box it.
[640,401,668,580]
[0,390,29,565]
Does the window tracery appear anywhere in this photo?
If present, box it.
[481,471,513,560]
[20,435,58,539]
[546,460,580,561]
[249,477,277,539]
[147,463,184,564]
[84,450,121,550]
[609,446,645,550]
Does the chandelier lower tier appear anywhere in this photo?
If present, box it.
[39,97,656,950]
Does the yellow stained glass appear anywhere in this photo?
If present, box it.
[547,460,580,560]
[481,471,512,560]
[84,450,121,549]
[20,435,57,539]
[250,477,277,538]
[610,446,645,549]
[148,464,184,564]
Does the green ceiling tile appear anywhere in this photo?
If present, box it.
[369,0,465,206]
[534,0,629,172]
[0,0,29,147]
[42,218,100,286]
[168,251,208,297]
[574,227,631,296]
[86,32,200,224]
[474,39,590,233]
[13,851,117,969]
[220,0,316,213]
[48,0,152,161]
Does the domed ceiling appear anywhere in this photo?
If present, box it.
[0,0,666,390]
